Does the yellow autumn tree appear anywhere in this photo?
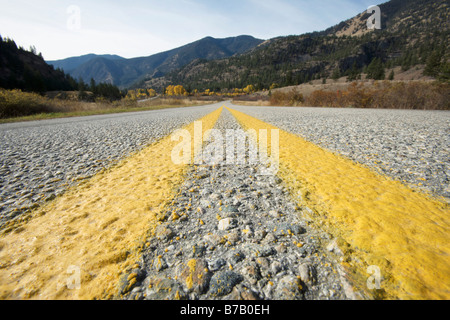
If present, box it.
[270,83,279,90]
[165,85,187,96]
[126,90,137,100]
[165,85,174,96]
[243,85,256,94]
[147,89,157,97]
[174,85,187,96]
[137,89,147,99]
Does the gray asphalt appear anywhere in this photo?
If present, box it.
[2,102,448,229]
[231,104,450,201]
[0,104,222,227]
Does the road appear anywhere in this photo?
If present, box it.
[0,104,221,226]
[0,102,448,300]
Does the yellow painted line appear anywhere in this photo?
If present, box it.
[0,107,223,300]
[228,107,450,300]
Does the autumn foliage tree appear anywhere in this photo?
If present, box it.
[126,88,157,100]
[165,85,188,96]
[243,84,256,94]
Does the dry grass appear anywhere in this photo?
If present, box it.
[135,97,216,108]
[0,90,216,123]
[231,100,271,106]
[263,81,449,110]
[232,93,270,106]
[0,89,53,118]
[269,89,305,106]
[0,89,115,118]
[306,81,449,110]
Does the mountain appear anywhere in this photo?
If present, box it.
[47,54,125,73]
[4,0,447,93]
[0,35,79,92]
[159,0,449,91]
[50,35,264,88]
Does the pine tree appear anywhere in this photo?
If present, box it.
[347,62,360,81]
[424,51,442,77]
[438,62,449,82]
[90,78,97,93]
[367,58,385,80]
[332,68,341,81]
[285,71,293,86]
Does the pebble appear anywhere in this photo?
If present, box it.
[327,239,344,256]
[218,218,236,231]
[209,271,244,297]
[298,264,313,284]
[179,259,211,294]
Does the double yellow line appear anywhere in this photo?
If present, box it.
[1,106,448,300]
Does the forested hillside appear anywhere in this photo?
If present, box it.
[158,0,449,92]
[49,36,264,88]
[0,35,79,93]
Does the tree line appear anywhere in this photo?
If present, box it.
[0,35,124,101]
[164,18,449,92]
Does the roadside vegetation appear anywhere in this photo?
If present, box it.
[0,84,253,121]
[1,79,449,123]
[266,81,449,110]
[0,88,214,123]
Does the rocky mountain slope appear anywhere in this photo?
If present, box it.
[159,0,449,91]
[48,36,264,88]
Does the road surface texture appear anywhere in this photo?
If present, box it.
[0,102,448,300]
[230,105,449,201]
[0,105,220,228]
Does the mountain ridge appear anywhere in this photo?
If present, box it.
[47,54,125,74]
[3,0,449,94]
[158,0,449,91]
[48,35,264,88]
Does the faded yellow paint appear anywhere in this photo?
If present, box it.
[185,259,197,290]
[228,107,450,300]
[0,107,223,300]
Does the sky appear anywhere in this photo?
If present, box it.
[0,0,379,61]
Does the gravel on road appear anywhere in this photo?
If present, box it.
[2,102,447,300]
[121,108,355,301]
[231,105,450,201]
[0,104,221,228]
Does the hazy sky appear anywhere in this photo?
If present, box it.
[0,0,379,60]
